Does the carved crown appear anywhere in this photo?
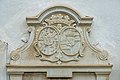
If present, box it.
[10,6,109,65]
[45,14,75,26]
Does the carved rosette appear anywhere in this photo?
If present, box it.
[34,13,85,63]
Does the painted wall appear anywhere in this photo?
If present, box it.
[0,0,120,80]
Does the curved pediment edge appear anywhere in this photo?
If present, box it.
[10,6,109,64]
[83,27,109,61]
[10,27,35,61]
[26,6,93,27]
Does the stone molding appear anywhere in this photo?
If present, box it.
[6,5,112,80]
[10,6,108,64]
[7,64,112,77]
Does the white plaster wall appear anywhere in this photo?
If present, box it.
[0,41,7,80]
[0,0,120,80]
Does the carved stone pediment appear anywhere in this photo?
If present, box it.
[7,5,112,80]
[10,6,109,64]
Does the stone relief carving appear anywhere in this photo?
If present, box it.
[10,27,35,61]
[9,6,109,64]
[83,27,108,61]
[7,6,112,80]
[33,13,86,63]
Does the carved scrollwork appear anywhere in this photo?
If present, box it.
[10,6,109,65]
[10,49,20,61]
[10,27,35,61]
[98,50,108,61]
[83,27,108,61]
[44,14,75,26]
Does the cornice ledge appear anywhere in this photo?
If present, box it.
[79,16,93,26]
[26,17,40,26]
[6,64,113,76]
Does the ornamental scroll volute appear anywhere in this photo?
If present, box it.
[10,6,109,64]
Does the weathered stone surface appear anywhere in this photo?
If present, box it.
[6,5,112,80]
[0,0,120,80]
